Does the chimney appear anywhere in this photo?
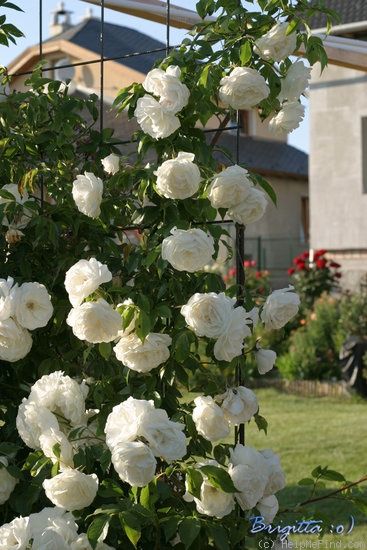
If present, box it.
[50,2,73,37]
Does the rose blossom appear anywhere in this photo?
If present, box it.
[256,348,277,375]
[154,152,201,199]
[219,67,269,110]
[134,95,180,140]
[29,507,79,547]
[5,228,24,244]
[184,461,235,519]
[39,428,75,470]
[67,299,121,343]
[72,172,103,218]
[0,516,30,549]
[104,397,155,448]
[261,286,300,330]
[217,386,258,424]
[28,370,88,426]
[181,292,234,338]
[0,277,17,321]
[64,258,112,307]
[269,101,305,135]
[111,441,157,487]
[0,183,31,229]
[16,399,59,449]
[0,318,32,362]
[139,408,187,461]
[213,307,252,362]
[43,470,99,511]
[113,332,171,373]
[161,228,215,273]
[228,187,267,225]
[192,396,230,442]
[228,444,269,510]
[208,165,253,209]
[257,495,279,523]
[278,60,311,103]
[260,449,286,496]
[143,66,189,114]
[0,458,17,505]
[13,282,53,330]
[101,153,120,175]
[254,22,297,62]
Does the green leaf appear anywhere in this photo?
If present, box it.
[179,517,201,549]
[320,469,346,483]
[239,42,252,65]
[286,20,298,36]
[254,413,268,435]
[199,465,237,493]
[251,173,277,206]
[298,478,315,486]
[207,524,230,550]
[120,512,141,548]
[87,516,110,549]
[186,468,203,499]
[98,342,112,360]
[135,310,151,341]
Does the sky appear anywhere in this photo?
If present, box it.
[2,0,309,153]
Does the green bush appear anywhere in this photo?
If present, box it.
[277,296,341,380]
[335,292,367,347]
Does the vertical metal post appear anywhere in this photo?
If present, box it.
[166,0,171,56]
[39,0,44,210]
[235,110,245,447]
[99,0,105,135]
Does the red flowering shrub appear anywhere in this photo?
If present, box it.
[288,249,341,310]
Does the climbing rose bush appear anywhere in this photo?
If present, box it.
[0,0,343,548]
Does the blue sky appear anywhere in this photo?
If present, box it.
[3,0,309,153]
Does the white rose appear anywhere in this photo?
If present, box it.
[257,495,279,524]
[105,397,155,448]
[29,370,88,426]
[16,399,59,449]
[72,172,103,218]
[254,22,297,62]
[39,428,74,470]
[0,277,17,321]
[0,183,31,230]
[111,441,157,487]
[219,67,269,110]
[43,470,98,511]
[260,449,286,496]
[134,95,180,140]
[256,348,277,375]
[113,332,171,373]
[67,299,121,343]
[228,187,267,225]
[278,60,311,103]
[229,444,269,510]
[261,286,300,329]
[217,387,258,424]
[181,292,234,338]
[143,66,189,113]
[0,318,32,362]
[208,165,253,209]
[139,408,187,461]
[29,507,78,548]
[0,458,17,505]
[101,153,120,175]
[0,516,30,550]
[213,307,251,362]
[192,396,230,442]
[269,101,305,136]
[162,228,215,273]
[64,258,112,307]
[5,228,24,244]
[13,282,53,330]
[154,152,201,199]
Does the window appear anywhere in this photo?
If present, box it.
[301,196,309,242]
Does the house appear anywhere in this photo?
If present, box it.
[6,4,310,285]
[310,0,367,290]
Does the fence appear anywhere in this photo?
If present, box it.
[249,378,351,398]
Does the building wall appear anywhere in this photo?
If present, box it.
[309,62,367,289]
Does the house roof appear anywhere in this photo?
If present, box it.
[214,133,308,180]
[46,17,165,73]
[310,0,367,31]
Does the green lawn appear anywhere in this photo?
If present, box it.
[244,389,367,546]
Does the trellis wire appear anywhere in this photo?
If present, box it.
[36,0,246,452]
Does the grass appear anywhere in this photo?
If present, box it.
[243,388,367,546]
